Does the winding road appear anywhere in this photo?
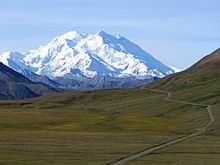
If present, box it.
[106,89,215,165]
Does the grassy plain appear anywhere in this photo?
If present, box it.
[0,87,211,165]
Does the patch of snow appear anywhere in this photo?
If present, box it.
[169,65,181,73]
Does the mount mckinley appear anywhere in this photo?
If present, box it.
[0,31,175,89]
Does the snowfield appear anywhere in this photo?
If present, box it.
[0,30,175,89]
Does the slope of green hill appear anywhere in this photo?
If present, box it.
[151,48,220,104]
[127,48,220,165]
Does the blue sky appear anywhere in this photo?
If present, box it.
[0,0,219,69]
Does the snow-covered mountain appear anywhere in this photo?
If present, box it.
[0,30,175,89]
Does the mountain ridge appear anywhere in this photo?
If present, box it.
[0,30,175,89]
[0,62,57,99]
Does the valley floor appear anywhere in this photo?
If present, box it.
[127,135,220,165]
[0,88,219,164]
[0,131,172,165]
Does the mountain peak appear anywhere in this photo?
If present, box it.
[51,31,83,44]
[96,30,109,36]
[96,30,120,40]
[60,31,80,39]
